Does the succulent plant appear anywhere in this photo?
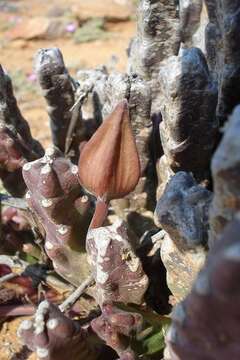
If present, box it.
[91,303,142,359]
[18,300,97,360]
[1,1,240,359]
[0,65,44,196]
[167,216,240,360]
[86,219,148,306]
[209,105,240,245]
[22,146,93,286]
[34,48,76,156]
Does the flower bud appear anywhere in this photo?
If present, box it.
[78,100,140,200]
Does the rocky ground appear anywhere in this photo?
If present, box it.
[0,1,136,358]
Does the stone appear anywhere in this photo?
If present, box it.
[160,233,206,302]
[210,105,240,244]
[155,172,212,249]
[7,17,69,41]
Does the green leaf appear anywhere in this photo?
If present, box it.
[142,327,167,355]
[115,303,171,357]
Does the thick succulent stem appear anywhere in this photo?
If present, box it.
[129,0,179,115]
[34,48,77,156]
[22,146,93,286]
[0,65,44,196]
[86,220,148,306]
[209,105,240,245]
[206,0,240,124]
[0,304,35,317]
[167,215,240,360]
[156,47,218,197]
[18,300,98,360]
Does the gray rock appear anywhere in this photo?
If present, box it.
[210,105,240,244]
[155,172,212,249]
[160,232,206,302]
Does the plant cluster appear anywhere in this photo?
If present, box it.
[1,1,240,360]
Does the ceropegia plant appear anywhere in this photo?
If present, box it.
[0,56,169,358]
[1,0,240,359]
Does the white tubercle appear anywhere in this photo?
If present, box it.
[35,314,44,323]
[23,163,32,171]
[45,241,54,250]
[46,318,59,330]
[34,323,45,335]
[71,165,78,174]
[57,225,69,235]
[7,138,14,146]
[37,300,50,312]
[45,146,55,157]
[41,163,52,175]
[41,198,53,208]
[36,347,49,359]
[19,320,32,331]
[25,191,31,199]
[81,195,89,203]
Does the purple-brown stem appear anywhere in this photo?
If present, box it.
[89,198,109,229]
[0,304,35,317]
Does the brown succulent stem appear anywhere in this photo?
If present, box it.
[89,198,109,229]
[0,304,35,317]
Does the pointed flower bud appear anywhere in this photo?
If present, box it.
[78,100,140,201]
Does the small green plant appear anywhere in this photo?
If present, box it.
[74,18,109,43]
